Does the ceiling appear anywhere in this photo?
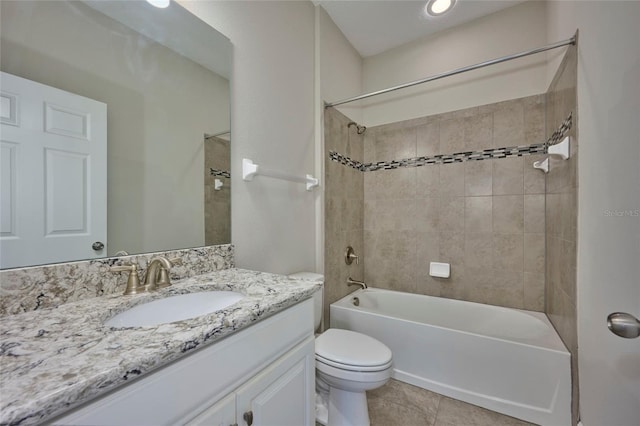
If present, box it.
[315,0,528,57]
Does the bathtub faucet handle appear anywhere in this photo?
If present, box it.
[345,246,359,265]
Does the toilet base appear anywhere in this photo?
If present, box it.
[328,387,370,426]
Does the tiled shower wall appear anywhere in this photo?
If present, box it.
[205,136,231,245]
[361,95,547,311]
[324,108,364,326]
[545,45,578,423]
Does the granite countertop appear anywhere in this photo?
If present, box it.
[0,268,321,426]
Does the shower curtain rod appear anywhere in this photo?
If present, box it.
[324,36,576,109]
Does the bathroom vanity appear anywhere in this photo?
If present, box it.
[0,269,320,425]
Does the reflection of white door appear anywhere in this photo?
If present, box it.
[0,72,107,269]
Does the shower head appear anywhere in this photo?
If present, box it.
[347,121,367,135]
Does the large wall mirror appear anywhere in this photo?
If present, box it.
[0,0,231,269]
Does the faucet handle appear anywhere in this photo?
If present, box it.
[110,263,144,295]
[345,246,359,265]
[155,257,181,289]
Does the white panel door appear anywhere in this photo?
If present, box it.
[0,72,107,268]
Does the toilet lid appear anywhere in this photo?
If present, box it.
[315,329,392,368]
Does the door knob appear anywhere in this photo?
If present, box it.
[607,312,640,338]
[243,410,253,426]
[92,241,105,251]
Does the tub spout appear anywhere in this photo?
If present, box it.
[347,277,367,290]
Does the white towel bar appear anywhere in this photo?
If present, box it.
[242,158,319,191]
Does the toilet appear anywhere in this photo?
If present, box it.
[289,273,393,426]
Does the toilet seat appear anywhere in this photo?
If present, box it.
[315,329,392,372]
[316,357,392,386]
[315,354,392,372]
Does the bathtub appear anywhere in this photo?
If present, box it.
[330,288,570,426]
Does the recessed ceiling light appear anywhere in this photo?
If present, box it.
[146,0,170,8]
[425,0,456,17]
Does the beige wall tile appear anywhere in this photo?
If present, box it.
[364,199,416,232]
[416,165,440,197]
[493,101,524,149]
[545,193,561,236]
[365,167,416,200]
[559,238,577,301]
[524,194,545,233]
[417,122,440,157]
[439,162,465,196]
[343,167,364,201]
[465,196,492,232]
[493,195,524,234]
[438,266,467,301]
[439,232,465,266]
[493,233,524,272]
[524,95,546,146]
[348,128,365,163]
[416,233,442,297]
[465,267,495,304]
[439,197,465,231]
[345,95,548,313]
[524,154,546,194]
[416,198,440,233]
[489,270,525,309]
[524,272,545,312]
[493,157,524,195]
[363,230,417,293]
[465,233,493,269]
[440,118,465,154]
[416,232,440,268]
[373,127,416,162]
[465,160,492,196]
[363,130,376,163]
[524,233,545,274]
[464,113,493,152]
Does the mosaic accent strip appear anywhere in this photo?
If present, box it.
[330,112,572,172]
[546,112,572,146]
[210,168,231,178]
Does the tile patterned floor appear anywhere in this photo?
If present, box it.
[367,379,536,426]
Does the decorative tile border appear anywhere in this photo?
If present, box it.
[330,112,572,172]
[210,168,231,178]
[0,245,235,317]
[547,112,573,146]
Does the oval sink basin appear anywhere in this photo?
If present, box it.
[105,291,244,328]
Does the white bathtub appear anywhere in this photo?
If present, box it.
[330,288,570,426]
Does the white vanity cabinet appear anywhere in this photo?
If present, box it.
[49,298,315,426]
[188,338,314,426]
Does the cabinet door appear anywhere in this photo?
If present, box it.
[236,337,315,426]
[186,393,236,426]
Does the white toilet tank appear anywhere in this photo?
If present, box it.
[288,272,324,331]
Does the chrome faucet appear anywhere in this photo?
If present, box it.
[347,277,367,290]
[143,256,182,291]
